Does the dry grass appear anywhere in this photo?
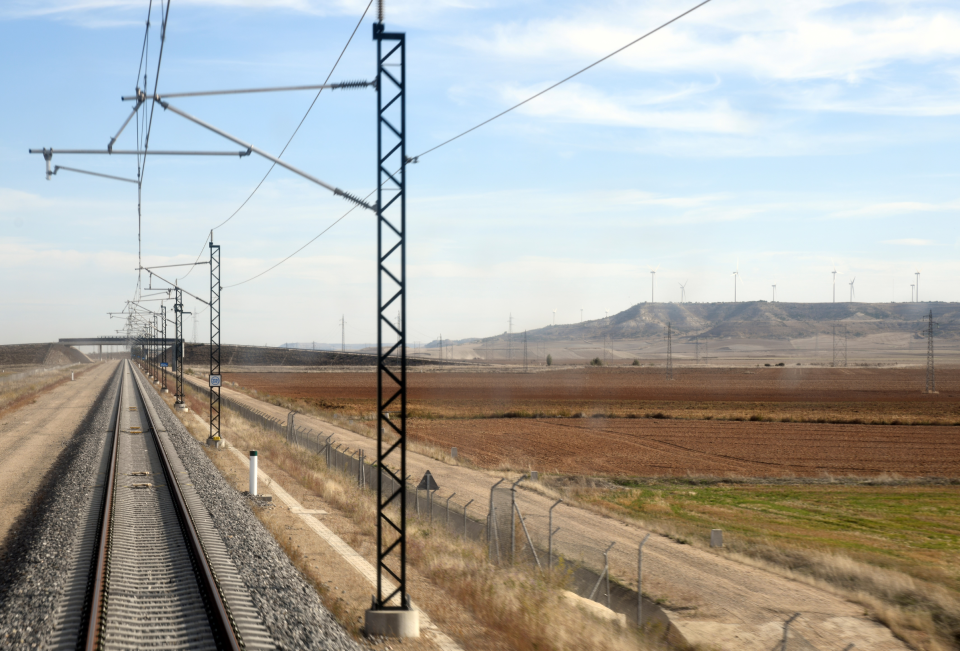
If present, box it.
[163,382,678,651]
[543,476,960,651]
[0,364,90,417]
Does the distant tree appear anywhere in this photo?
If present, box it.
[632,359,640,366]
[546,354,553,366]
[590,357,603,366]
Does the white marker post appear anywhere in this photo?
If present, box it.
[249,451,258,496]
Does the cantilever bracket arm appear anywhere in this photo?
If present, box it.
[152,96,374,212]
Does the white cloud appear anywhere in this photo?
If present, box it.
[467,1,960,82]
[883,238,935,246]
[500,82,756,134]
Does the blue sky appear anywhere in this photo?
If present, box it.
[1,0,959,346]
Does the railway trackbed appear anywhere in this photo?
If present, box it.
[47,360,275,650]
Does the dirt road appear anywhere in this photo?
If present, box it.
[0,361,116,543]
[188,376,909,650]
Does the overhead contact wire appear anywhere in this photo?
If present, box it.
[179,0,374,284]
[413,0,714,159]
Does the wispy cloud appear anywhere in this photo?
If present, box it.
[499,82,756,134]
[883,238,936,246]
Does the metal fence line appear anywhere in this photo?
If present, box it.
[184,381,846,650]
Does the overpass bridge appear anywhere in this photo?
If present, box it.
[60,337,177,346]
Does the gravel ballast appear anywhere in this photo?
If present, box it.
[138,368,365,651]
[0,363,121,649]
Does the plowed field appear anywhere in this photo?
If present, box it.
[228,366,960,421]
[410,417,960,477]
[226,366,960,477]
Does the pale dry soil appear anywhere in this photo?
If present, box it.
[185,374,911,651]
[0,361,114,543]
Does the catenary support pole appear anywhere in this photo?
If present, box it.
[207,234,222,447]
[368,16,417,638]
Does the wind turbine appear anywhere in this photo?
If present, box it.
[911,284,915,302]
[732,259,741,302]
[772,285,776,302]
[915,269,921,302]
[832,262,837,303]
[552,308,557,326]
[849,277,856,302]
[679,280,687,303]
[649,265,660,303]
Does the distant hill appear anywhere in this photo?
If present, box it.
[487,302,959,343]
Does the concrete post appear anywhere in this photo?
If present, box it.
[711,529,724,548]
[451,447,457,460]
[249,451,258,496]
[638,533,650,628]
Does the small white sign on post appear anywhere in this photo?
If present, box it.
[209,374,222,388]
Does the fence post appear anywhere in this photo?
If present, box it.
[782,613,800,651]
[589,542,615,604]
[509,475,525,563]
[548,499,562,572]
[638,533,650,628]
[514,501,542,572]
[446,493,456,529]
[487,479,505,563]
[463,499,474,541]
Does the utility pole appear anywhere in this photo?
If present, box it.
[340,315,346,353]
[174,286,188,411]
[161,304,168,392]
[925,310,937,393]
[370,15,414,634]
[508,313,513,361]
[207,235,223,448]
[695,335,700,365]
[666,322,673,380]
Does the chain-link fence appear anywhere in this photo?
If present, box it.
[191,386,852,650]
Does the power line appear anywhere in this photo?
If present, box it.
[218,1,713,289]
[413,0,714,160]
[179,0,374,282]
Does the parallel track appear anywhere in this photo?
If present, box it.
[49,359,275,650]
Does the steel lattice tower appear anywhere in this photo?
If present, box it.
[209,238,222,444]
[666,322,673,379]
[174,287,185,408]
[832,323,847,368]
[373,20,409,613]
[925,310,937,393]
[161,304,168,390]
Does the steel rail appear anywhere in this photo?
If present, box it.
[83,364,124,651]
[82,360,240,650]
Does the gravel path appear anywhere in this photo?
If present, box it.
[139,371,365,651]
[0,360,364,651]
[0,363,121,649]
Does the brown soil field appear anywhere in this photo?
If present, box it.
[407,417,960,477]
[227,366,960,423]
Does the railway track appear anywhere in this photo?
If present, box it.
[48,360,275,650]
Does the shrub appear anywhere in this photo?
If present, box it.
[632,359,640,366]
[590,357,603,366]
[546,354,553,366]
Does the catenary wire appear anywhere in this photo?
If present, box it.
[178,0,374,283]
[412,0,714,160]
[220,1,712,289]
